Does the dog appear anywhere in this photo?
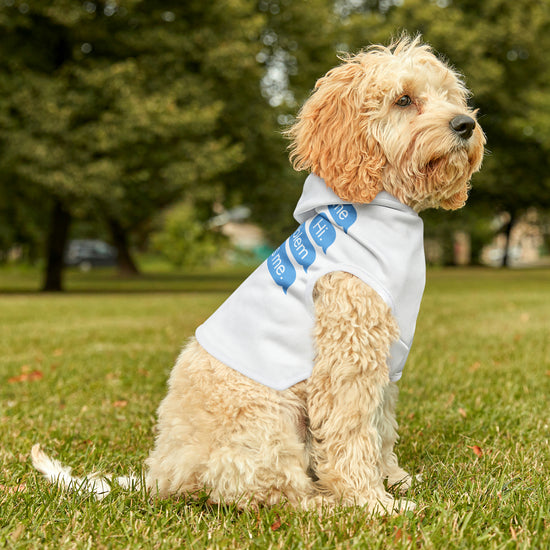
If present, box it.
[32,35,485,514]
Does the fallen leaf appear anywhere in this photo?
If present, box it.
[458,407,467,418]
[469,361,481,372]
[113,400,128,408]
[8,370,43,383]
[53,349,64,356]
[393,527,413,544]
[393,527,403,542]
[469,445,483,457]
[270,515,282,531]
[545,370,550,377]
[0,483,27,494]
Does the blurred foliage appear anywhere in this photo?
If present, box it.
[422,206,495,265]
[151,201,226,268]
[1,0,550,282]
[0,0,257,226]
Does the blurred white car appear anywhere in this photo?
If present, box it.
[64,240,117,271]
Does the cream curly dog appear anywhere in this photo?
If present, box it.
[32,36,484,514]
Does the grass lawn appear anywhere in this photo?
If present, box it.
[1,267,549,549]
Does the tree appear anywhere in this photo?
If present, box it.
[210,0,342,245]
[6,0,548,282]
[151,201,226,268]
[0,1,263,289]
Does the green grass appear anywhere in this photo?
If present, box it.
[1,267,549,549]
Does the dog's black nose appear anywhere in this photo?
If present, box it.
[450,115,476,140]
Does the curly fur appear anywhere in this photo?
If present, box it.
[32,35,484,514]
[145,36,484,513]
[145,273,415,513]
[287,36,484,210]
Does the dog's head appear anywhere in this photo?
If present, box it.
[287,35,485,211]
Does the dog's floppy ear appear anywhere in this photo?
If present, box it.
[286,59,385,203]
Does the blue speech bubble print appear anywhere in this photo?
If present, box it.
[289,224,316,272]
[328,204,357,233]
[268,243,296,294]
[309,214,336,253]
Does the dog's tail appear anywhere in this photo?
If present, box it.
[31,444,141,500]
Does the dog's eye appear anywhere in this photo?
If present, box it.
[396,95,412,107]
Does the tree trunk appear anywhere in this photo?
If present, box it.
[42,199,71,292]
[108,217,140,276]
[501,212,516,268]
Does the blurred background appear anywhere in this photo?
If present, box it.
[1,0,549,291]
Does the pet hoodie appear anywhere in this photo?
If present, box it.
[196,174,426,391]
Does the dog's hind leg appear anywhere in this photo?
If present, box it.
[307,272,415,514]
[197,380,319,509]
[146,340,317,508]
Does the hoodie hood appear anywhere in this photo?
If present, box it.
[293,173,418,224]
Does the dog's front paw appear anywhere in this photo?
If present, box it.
[387,469,422,494]
[394,498,416,513]
[368,495,416,515]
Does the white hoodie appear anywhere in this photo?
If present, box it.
[196,174,426,391]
